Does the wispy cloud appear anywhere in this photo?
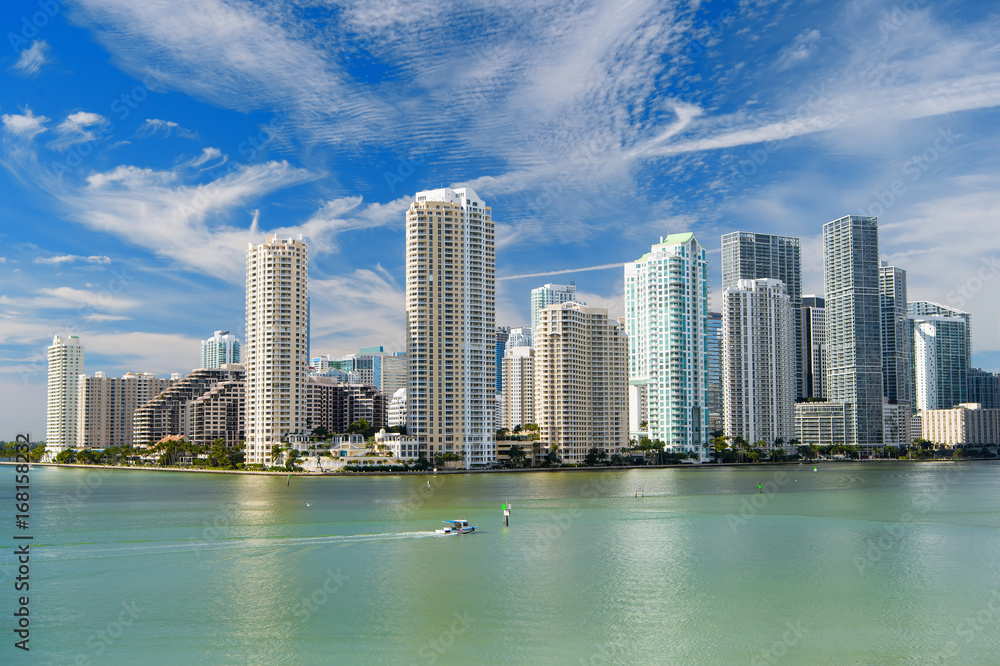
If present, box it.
[33,254,111,265]
[499,263,624,281]
[12,40,50,76]
[776,29,821,70]
[139,118,197,139]
[49,111,109,151]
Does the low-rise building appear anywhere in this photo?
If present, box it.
[794,402,846,448]
[921,403,1000,447]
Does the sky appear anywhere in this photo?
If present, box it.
[2,0,1000,440]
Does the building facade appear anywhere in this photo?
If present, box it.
[245,235,309,466]
[530,282,580,346]
[823,215,883,449]
[305,376,387,434]
[721,232,803,398]
[921,403,1000,447]
[801,295,826,399]
[625,233,710,455]
[405,187,495,467]
[46,334,84,454]
[794,402,846,448]
[200,330,240,369]
[879,264,911,407]
[387,387,407,429]
[909,301,971,412]
[78,371,176,449]
[706,311,723,436]
[534,302,628,463]
[722,278,796,448]
[132,366,245,447]
[968,368,1000,409]
[501,346,534,430]
[495,326,510,394]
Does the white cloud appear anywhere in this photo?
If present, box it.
[776,29,821,70]
[12,40,50,76]
[186,147,225,168]
[1,109,49,139]
[498,263,624,281]
[35,286,141,312]
[139,118,197,139]
[33,254,111,265]
[50,111,109,151]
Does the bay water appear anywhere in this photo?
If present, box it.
[5,462,1000,664]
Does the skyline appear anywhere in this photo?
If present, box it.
[3,0,1000,440]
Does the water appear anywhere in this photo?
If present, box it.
[5,462,1000,664]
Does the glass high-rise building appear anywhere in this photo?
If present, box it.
[721,231,803,398]
[908,301,971,412]
[245,235,309,466]
[823,215,883,448]
[200,330,240,369]
[625,233,710,456]
[495,326,510,394]
[968,368,1000,409]
[530,282,580,346]
[406,187,495,468]
[801,295,826,399]
[706,311,723,436]
[879,264,911,406]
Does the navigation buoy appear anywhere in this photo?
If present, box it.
[813,467,817,473]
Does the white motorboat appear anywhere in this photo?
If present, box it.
[436,519,476,535]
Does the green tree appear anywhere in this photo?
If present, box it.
[507,444,526,467]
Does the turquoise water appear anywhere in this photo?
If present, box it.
[4,462,1000,664]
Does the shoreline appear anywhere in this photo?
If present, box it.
[2,458,994,477]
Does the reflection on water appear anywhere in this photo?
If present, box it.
[11,462,1000,665]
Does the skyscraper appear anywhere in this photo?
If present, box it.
[245,234,309,467]
[968,368,1000,409]
[530,282,580,346]
[534,302,627,463]
[706,311,723,436]
[495,326,510,394]
[909,301,971,412]
[722,278,796,447]
[501,345,534,430]
[823,215,883,448]
[405,187,495,468]
[200,330,240,369]
[46,334,83,455]
[625,233,710,455]
[721,231,803,398]
[506,326,532,350]
[78,371,176,448]
[879,264,910,406]
[801,295,826,399]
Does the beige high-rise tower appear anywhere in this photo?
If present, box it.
[245,234,309,467]
[405,187,495,468]
[534,302,628,464]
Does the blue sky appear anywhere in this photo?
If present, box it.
[2,0,1000,439]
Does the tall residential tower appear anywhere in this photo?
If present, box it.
[46,334,84,454]
[625,233,710,456]
[405,187,495,468]
[245,235,309,466]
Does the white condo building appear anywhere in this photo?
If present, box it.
[201,330,241,369]
[405,187,495,468]
[387,387,407,429]
[46,334,84,454]
[625,233,710,456]
[909,301,971,412]
[502,346,534,430]
[245,235,309,467]
[530,283,580,346]
[722,278,796,448]
[534,302,628,463]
